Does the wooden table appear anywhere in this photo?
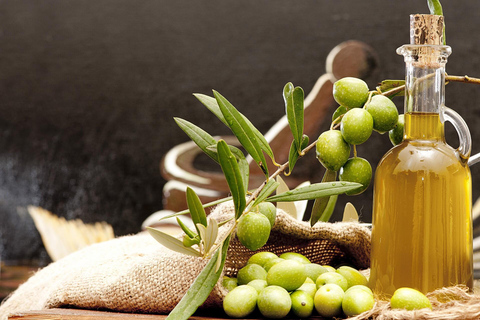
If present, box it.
[9,309,187,320]
[8,309,325,320]
[1,263,41,301]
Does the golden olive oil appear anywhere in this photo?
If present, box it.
[369,112,473,297]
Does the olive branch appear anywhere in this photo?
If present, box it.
[146,70,480,320]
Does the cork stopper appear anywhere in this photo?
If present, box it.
[408,14,446,67]
[410,14,444,45]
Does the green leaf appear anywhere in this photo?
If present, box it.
[266,181,361,202]
[287,134,309,175]
[243,116,275,162]
[158,196,232,221]
[317,195,338,223]
[427,0,443,15]
[195,93,275,163]
[186,187,208,234]
[166,236,231,320]
[215,238,225,272]
[193,93,228,126]
[427,0,446,45]
[207,144,249,192]
[217,217,234,228]
[376,80,405,97]
[284,83,305,153]
[183,235,200,247]
[310,170,337,226]
[252,179,280,207]
[237,156,249,195]
[174,118,218,161]
[332,106,348,123]
[217,140,246,219]
[147,227,201,257]
[213,90,269,177]
[176,217,197,239]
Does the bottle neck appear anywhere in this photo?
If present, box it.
[399,45,451,141]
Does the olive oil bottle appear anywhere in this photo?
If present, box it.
[369,14,473,297]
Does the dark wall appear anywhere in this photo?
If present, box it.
[1,0,480,264]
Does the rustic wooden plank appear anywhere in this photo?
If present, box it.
[8,309,164,320]
[7,309,232,320]
[7,308,330,320]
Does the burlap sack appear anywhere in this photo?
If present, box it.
[0,201,371,319]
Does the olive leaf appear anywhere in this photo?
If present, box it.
[194,93,275,163]
[237,155,250,194]
[287,134,309,175]
[242,116,275,163]
[217,140,246,219]
[174,117,218,161]
[207,144,249,193]
[276,175,298,219]
[157,196,232,221]
[213,90,269,176]
[193,94,228,127]
[316,195,338,223]
[293,181,311,221]
[252,179,280,207]
[166,236,231,320]
[266,181,361,202]
[176,217,197,239]
[146,227,201,257]
[186,187,208,234]
[310,169,337,225]
[283,83,305,153]
[376,80,405,97]
[215,238,225,272]
[332,106,348,124]
[427,0,446,45]
[196,219,218,256]
[342,202,359,222]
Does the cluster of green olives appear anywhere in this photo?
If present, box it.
[222,251,374,319]
[222,251,433,319]
[316,77,405,195]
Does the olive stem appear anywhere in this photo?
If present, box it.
[446,75,480,85]
[380,74,480,98]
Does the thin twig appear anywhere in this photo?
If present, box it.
[446,75,480,85]
[381,74,480,98]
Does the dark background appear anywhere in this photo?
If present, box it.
[1,0,480,265]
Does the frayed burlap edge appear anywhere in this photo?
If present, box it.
[350,286,480,320]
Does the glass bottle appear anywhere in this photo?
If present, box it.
[369,15,473,297]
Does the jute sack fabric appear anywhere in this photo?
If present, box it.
[0,201,371,319]
[350,286,480,320]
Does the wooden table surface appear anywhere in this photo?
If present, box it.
[8,309,329,320]
[8,309,170,320]
[0,264,41,301]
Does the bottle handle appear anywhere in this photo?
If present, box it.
[440,105,473,165]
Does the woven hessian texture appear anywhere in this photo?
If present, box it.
[0,201,371,319]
